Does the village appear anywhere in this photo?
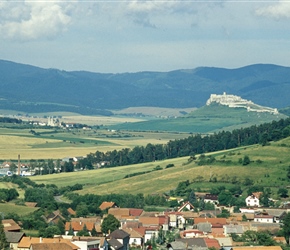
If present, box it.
[2,190,290,250]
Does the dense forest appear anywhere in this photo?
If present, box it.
[78,118,290,168]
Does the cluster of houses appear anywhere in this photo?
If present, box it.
[2,194,290,250]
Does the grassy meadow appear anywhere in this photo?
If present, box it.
[30,138,290,198]
[0,203,38,216]
[111,105,286,133]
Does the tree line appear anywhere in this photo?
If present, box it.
[78,118,290,168]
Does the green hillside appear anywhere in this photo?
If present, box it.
[111,104,287,133]
[30,136,290,198]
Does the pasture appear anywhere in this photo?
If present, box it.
[30,141,290,198]
[0,203,38,216]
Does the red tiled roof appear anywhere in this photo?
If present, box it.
[31,242,79,250]
[133,227,146,237]
[108,208,130,218]
[129,209,143,216]
[65,222,95,231]
[204,238,221,249]
[194,218,227,225]
[67,208,76,215]
[18,237,79,249]
[139,217,159,226]
[99,202,115,211]
[158,216,168,225]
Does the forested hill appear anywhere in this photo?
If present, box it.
[1,60,290,114]
[78,117,290,168]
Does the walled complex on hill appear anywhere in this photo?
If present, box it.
[206,92,279,114]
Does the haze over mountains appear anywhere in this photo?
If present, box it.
[1,60,290,115]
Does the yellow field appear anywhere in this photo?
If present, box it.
[0,125,192,160]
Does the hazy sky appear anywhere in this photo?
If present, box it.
[1,0,290,73]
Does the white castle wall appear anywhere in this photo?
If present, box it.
[206,92,279,115]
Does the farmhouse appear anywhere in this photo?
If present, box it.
[245,192,262,207]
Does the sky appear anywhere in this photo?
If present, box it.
[0,0,290,73]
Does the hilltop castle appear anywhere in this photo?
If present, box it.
[206,92,279,115]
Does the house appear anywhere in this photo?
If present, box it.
[71,236,108,250]
[239,208,256,213]
[254,214,274,223]
[196,222,212,234]
[204,194,219,204]
[5,231,25,250]
[245,192,262,207]
[223,224,243,236]
[2,219,21,232]
[123,227,144,248]
[204,238,221,249]
[17,237,79,250]
[44,210,65,224]
[194,217,227,226]
[129,208,143,217]
[165,212,185,229]
[177,201,195,212]
[180,229,204,238]
[108,208,130,220]
[215,237,233,250]
[144,227,159,244]
[107,229,130,250]
[65,221,96,236]
[173,238,208,250]
[262,209,287,223]
[232,246,282,250]
[67,208,76,217]
[138,217,160,227]
[30,242,80,250]
[99,202,118,211]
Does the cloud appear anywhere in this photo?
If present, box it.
[0,1,73,40]
[256,1,290,19]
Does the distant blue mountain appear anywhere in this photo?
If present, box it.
[1,60,290,114]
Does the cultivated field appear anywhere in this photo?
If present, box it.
[0,126,192,160]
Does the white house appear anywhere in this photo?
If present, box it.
[254,214,274,223]
[177,201,195,212]
[123,228,143,248]
[245,192,262,207]
[144,228,159,243]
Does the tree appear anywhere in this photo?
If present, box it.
[242,155,250,165]
[77,224,90,236]
[76,203,89,217]
[278,188,288,198]
[282,212,290,243]
[188,190,196,204]
[67,224,74,236]
[9,163,17,173]
[39,225,61,238]
[0,219,9,250]
[56,219,65,235]
[101,214,120,235]
[218,191,234,206]
[91,226,97,236]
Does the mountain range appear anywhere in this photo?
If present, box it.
[1,60,290,115]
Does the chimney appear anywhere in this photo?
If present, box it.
[40,237,42,243]
[18,154,21,175]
